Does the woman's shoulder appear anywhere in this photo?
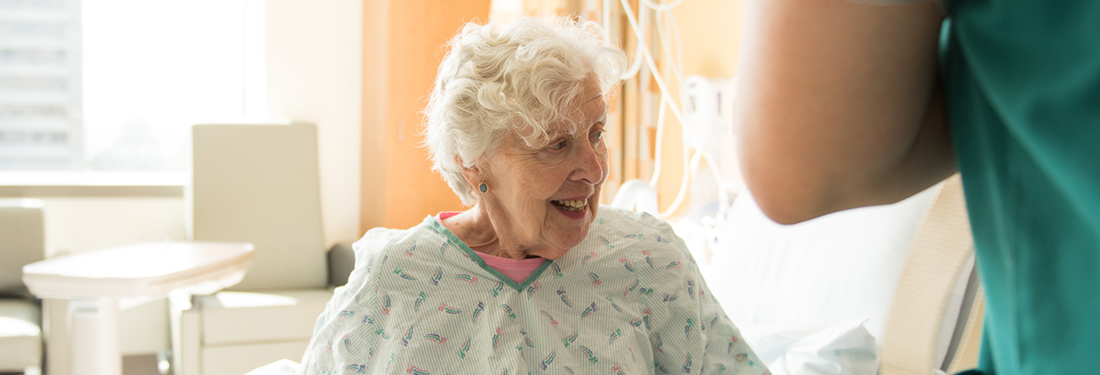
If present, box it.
[592,207,697,282]
[596,205,677,237]
[594,206,688,260]
[351,227,400,253]
[351,220,443,259]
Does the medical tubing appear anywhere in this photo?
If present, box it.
[620,8,648,80]
[603,0,612,44]
[649,7,691,213]
[667,10,685,83]
[649,38,681,189]
[621,0,690,199]
[659,144,695,219]
[650,9,683,189]
[654,10,683,81]
[621,43,647,79]
[603,0,644,79]
[649,91,669,187]
[641,0,685,12]
[610,0,697,217]
[619,0,687,126]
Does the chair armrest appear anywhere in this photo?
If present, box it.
[327,242,355,288]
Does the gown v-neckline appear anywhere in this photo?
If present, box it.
[426,217,552,292]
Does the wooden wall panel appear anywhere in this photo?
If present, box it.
[359,0,390,233]
[361,0,491,233]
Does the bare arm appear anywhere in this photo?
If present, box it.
[736,0,955,224]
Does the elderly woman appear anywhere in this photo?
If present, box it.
[300,17,767,375]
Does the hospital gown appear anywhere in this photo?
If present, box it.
[299,207,769,375]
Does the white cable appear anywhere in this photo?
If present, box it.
[653,10,684,190]
[621,0,688,216]
[667,10,685,85]
[653,10,683,82]
[612,0,701,218]
[621,41,646,79]
[648,95,668,187]
[633,0,673,190]
[659,146,695,219]
[648,8,678,189]
[607,0,644,80]
[621,3,648,80]
[652,13,691,215]
[619,0,686,126]
[603,0,613,45]
[640,0,685,12]
[689,143,703,180]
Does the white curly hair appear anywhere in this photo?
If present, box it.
[423,16,628,205]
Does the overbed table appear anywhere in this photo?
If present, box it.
[22,242,254,375]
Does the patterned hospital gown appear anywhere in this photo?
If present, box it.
[299,207,769,375]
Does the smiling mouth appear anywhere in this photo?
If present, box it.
[551,199,588,212]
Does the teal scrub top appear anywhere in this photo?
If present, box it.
[941,0,1100,373]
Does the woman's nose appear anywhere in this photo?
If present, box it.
[572,140,606,184]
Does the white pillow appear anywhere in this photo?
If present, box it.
[702,186,938,345]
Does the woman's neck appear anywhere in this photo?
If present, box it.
[442,205,533,260]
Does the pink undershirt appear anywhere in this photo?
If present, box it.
[437,211,545,283]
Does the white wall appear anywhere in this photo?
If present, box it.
[265,0,363,249]
[41,197,186,258]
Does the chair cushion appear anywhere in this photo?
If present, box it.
[0,201,45,297]
[197,289,332,345]
[0,299,43,369]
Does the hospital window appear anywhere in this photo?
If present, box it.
[0,0,264,172]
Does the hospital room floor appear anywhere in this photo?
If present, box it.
[122,354,160,375]
[0,356,159,375]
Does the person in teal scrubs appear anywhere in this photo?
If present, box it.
[735,0,1100,374]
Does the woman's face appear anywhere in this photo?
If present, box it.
[477,76,609,259]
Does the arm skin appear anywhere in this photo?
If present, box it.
[735,0,956,225]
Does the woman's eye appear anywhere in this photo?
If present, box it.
[593,130,604,141]
[548,139,568,151]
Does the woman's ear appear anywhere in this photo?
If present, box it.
[456,154,483,192]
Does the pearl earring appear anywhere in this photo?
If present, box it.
[478,182,488,193]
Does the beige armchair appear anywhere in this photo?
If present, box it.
[171,123,340,375]
[0,200,45,374]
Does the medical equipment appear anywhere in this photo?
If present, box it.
[605,0,742,223]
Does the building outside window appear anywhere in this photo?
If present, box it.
[0,0,263,173]
[0,0,82,170]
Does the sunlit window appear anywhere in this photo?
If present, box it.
[0,0,264,172]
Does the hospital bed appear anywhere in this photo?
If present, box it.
[688,174,982,375]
